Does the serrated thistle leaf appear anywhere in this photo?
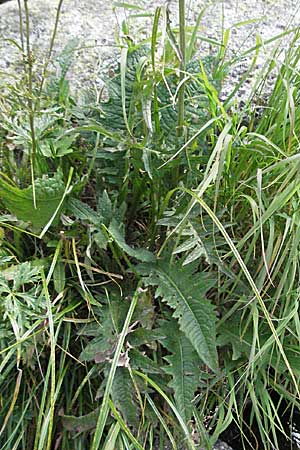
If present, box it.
[111,367,139,427]
[67,197,100,225]
[139,260,218,371]
[61,408,99,433]
[159,319,199,423]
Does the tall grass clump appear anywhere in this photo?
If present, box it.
[0,0,300,449]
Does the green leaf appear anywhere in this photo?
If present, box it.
[67,197,100,225]
[129,348,160,373]
[139,260,218,371]
[53,261,65,294]
[94,230,108,250]
[0,172,66,229]
[97,190,113,225]
[159,320,200,423]
[132,288,155,329]
[217,314,252,360]
[108,219,155,262]
[111,368,139,426]
[61,409,99,433]
[271,346,300,376]
[128,328,164,348]
[79,335,116,363]
[102,423,120,450]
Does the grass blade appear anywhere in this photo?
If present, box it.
[90,283,140,450]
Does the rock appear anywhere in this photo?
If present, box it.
[0,0,300,103]
[211,440,235,450]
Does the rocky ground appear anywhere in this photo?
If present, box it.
[0,0,300,100]
[206,440,233,450]
[1,1,300,449]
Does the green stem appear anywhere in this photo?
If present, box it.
[23,0,37,207]
[41,272,56,450]
[177,0,186,137]
[173,0,186,186]
[17,0,24,52]
[91,285,140,450]
[38,0,64,99]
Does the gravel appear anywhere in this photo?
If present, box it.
[211,441,235,450]
[1,0,300,100]
[1,1,300,449]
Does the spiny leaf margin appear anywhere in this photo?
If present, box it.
[138,260,218,371]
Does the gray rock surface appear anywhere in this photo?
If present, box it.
[1,0,300,101]
[212,440,235,450]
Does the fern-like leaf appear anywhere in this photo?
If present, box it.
[139,260,218,371]
[160,319,199,423]
[111,367,139,427]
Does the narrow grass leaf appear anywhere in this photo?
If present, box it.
[133,370,197,450]
[180,187,300,399]
[90,284,140,450]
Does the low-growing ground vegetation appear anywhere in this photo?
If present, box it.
[0,1,300,449]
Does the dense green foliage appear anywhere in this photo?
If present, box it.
[1,1,300,449]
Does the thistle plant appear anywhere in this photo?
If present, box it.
[0,1,299,449]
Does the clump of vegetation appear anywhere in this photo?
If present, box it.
[1,1,300,449]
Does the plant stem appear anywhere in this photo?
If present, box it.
[173,0,186,186]
[38,0,64,99]
[177,0,186,137]
[23,0,37,207]
[91,285,140,450]
[41,272,56,450]
[17,0,24,52]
